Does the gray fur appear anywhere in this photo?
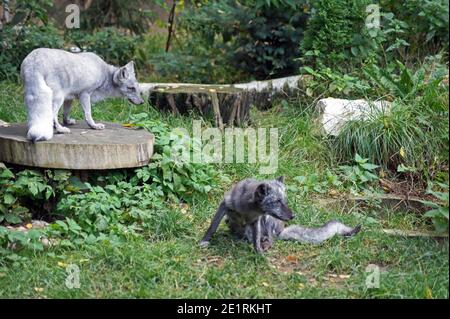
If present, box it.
[20,48,145,142]
[200,177,361,253]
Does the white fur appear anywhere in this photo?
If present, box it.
[20,48,142,142]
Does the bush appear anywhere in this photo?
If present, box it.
[389,0,449,52]
[0,24,64,81]
[149,50,238,84]
[66,28,140,66]
[421,182,449,233]
[301,0,449,72]
[0,0,65,81]
[301,0,371,72]
[80,0,157,34]
[129,113,218,201]
[156,0,309,82]
[0,167,72,226]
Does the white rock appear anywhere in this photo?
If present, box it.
[32,220,50,229]
[316,98,391,136]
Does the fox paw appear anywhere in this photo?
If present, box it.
[56,126,71,134]
[90,123,105,130]
[199,241,210,248]
[261,241,273,251]
[63,118,77,125]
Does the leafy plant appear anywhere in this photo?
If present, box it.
[301,0,371,72]
[130,113,218,200]
[363,59,448,100]
[0,167,29,225]
[419,182,449,233]
[0,23,64,81]
[293,174,328,195]
[0,0,64,81]
[338,154,379,192]
[0,167,72,225]
[80,0,161,34]
[65,28,140,66]
[301,66,370,97]
[168,0,308,81]
[8,0,53,26]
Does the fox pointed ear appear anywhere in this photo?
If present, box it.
[276,176,285,184]
[125,61,136,75]
[255,183,269,202]
[113,65,131,84]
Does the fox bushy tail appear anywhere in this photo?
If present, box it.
[21,66,54,142]
[278,220,361,244]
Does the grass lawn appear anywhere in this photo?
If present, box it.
[0,82,448,298]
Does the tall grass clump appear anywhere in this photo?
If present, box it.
[331,80,449,180]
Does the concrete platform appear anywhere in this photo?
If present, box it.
[0,122,154,169]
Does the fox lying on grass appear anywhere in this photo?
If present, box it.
[200,176,361,253]
[20,48,144,142]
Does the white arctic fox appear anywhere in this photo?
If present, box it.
[20,48,144,142]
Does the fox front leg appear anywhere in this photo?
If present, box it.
[252,217,264,254]
[199,201,229,248]
[79,92,105,130]
[260,232,274,252]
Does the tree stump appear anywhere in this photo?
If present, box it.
[141,75,310,127]
[0,122,154,170]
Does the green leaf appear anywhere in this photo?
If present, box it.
[3,193,16,205]
[0,168,14,179]
[5,213,22,224]
[361,163,379,171]
[29,183,39,197]
[424,209,442,218]
[55,220,68,231]
[294,176,306,184]
[12,205,29,215]
[354,153,367,164]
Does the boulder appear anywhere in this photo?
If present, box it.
[316,98,391,136]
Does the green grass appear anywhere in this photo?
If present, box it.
[0,81,448,298]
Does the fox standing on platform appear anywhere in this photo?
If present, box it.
[20,48,144,142]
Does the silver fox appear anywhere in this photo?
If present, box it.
[20,48,144,142]
[199,176,361,253]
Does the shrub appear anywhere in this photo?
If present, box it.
[301,0,371,72]
[421,182,449,233]
[65,28,140,66]
[0,0,64,81]
[0,24,64,81]
[157,0,309,82]
[301,0,449,72]
[390,0,449,52]
[149,50,238,84]
[80,0,158,34]
[129,113,218,201]
[0,167,72,225]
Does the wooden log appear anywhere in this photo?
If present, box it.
[140,75,311,127]
[210,91,224,130]
[0,122,154,170]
